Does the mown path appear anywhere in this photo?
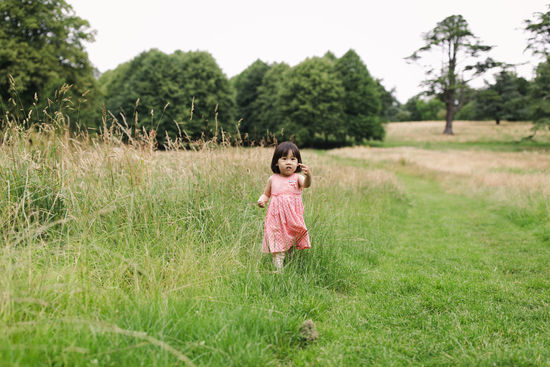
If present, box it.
[391,171,547,284]
[311,152,549,365]
[351,169,550,365]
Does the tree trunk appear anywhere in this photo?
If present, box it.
[443,105,454,135]
[496,118,500,125]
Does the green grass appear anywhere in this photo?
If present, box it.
[1,128,550,365]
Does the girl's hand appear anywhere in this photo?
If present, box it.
[299,163,311,177]
[299,163,312,188]
[258,194,269,208]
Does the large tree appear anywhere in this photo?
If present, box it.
[175,51,236,140]
[252,62,291,142]
[334,49,384,141]
[278,57,345,147]
[407,14,499,134]
[0,0,99,127]
[524,5,550,135]
[528,59,550,137]
[100,49,235,145]
[232,60,270,141]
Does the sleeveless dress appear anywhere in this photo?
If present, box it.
[263,173,311,253]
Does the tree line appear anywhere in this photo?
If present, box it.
[97,48,389,148]
[390,68,548,124]
[393,69,532,125]
[1,0,549,145]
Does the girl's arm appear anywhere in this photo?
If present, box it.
[257,176,272,208]
[298,164,312,188]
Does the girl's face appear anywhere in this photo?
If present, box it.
[276,151,299,176]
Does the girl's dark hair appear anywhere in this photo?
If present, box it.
[271,141,302,173]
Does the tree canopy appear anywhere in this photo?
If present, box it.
[524,5,550,57]
[232,60,270,141]
[376,79,401,123]
[524,6,550,134]
[474,71,530,124]
[528,58,550,135]
[0,0,99,127]
[403,95,445,121]
[99,49,235,146]
[334,49,384,141]
[252,62,291,143]
[232,50,386,147]
[278,57,346,147]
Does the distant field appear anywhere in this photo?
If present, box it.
[330,146,550,197]
[383,120,550,151]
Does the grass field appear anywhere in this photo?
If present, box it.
[380,120,550,152]
[1,121,549,366]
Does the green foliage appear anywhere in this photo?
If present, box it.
[252,62,291,142]
[171,51,236,140]
[0,0,100,129]
[99,49,236,145]
[529,57,550,134]
[407,15,499,134]
[475,89,503,122]
[524,6,550,135]
[278,57,346,147]
[393,109,412,122]
[322,51,338,62]
[404,95,445,121]
[454,100,476,120]
[452,72,530,123]
[334,49,384,141]
[233,50,386,148]
[476,71,530,123]
[335,50,380,118]
[524,4,550,57]
[376,79,401,122]
[233,60,270,141]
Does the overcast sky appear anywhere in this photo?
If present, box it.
[68,0,549,103]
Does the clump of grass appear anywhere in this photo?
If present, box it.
[298,319,318,342]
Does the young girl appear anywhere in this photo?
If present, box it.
[257,142,312,272]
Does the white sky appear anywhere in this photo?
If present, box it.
[68,0,549,103]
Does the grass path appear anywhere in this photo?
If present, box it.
[321,163,550,365]
[299,151,549,365]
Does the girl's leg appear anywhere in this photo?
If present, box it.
[272,252,285,273]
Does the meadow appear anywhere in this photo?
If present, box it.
[1,120,549,366]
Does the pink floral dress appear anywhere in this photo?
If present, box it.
[263,173,310,253]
